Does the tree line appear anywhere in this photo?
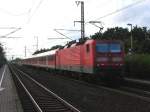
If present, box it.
[0,44,7,67]
[32,45,63,55]
[91,26,150,53]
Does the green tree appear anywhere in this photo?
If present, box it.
[103,27,129,40]
[32,45,63,55]
[0,44,7,67]
[132,26,147,41]
[132,26,150,53]
[90,32,103,39]
[91,27,130,52]
[90,26,150,54]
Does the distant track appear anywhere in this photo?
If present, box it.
[9,64,80,112]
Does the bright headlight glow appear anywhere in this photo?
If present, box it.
[112,57,122,62]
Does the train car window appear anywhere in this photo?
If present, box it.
[43,57,44,61]
[48,56,51,60]
[52,55,54,60]
[48,55,54,61]
[86,44,90,53]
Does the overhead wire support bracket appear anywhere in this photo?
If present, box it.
[74,21,82,27]
[48,38,68,40]
[54,29,73,40]
[88,21,104,32]
[0,27,20,29]
[2,27,22,37]
[0,36,23,38]
[0,27,22,39]
[54,28,80,32]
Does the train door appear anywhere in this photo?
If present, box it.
[56,51,60,69]
[46,56,48,66]
[82,42,94,73]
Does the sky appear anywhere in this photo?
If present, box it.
[0,0,149,60]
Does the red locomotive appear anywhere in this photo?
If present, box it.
[21,39,124,79]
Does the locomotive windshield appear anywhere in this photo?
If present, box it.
[96,44,109,52]
[110,43,121,53]
[96,43,121,53]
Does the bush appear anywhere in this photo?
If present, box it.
[125,54,150,79]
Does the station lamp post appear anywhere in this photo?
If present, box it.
[127,23,133,53]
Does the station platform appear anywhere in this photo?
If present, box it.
[0,65,23,112]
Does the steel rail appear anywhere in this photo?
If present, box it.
[12,65,81,112]
[9,66,43,112]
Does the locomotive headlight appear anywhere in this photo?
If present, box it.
[112,57,122,62]
[97,57,108,62]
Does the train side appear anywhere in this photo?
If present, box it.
[21,50,57,68]
[20,39,124,77]
[56,40,95,73]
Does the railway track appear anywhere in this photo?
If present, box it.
[17,64,150,102]
[10,64,150,111]
[9,64,80,112]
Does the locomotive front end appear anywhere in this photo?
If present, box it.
[94,40,124,78]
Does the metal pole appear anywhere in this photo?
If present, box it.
[130,24,133,50]
[25,46,26,57]
[37,36,38,50]
[12,55,14,60]
[127,23,133,52]
[75,1,85,39]
[34,36,38,50]
[81,1,84,38]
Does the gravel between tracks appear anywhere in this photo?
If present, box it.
[18,65,150,112]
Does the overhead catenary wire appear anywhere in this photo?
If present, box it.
[86,0,146,24]
[0,7,30,16]
[27,0,44,23]
[0,0,35,16]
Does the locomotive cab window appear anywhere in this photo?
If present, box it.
[110,43,121,53]
[96,43,121,53]
[86,44,90,53]
[96,44,108,52]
